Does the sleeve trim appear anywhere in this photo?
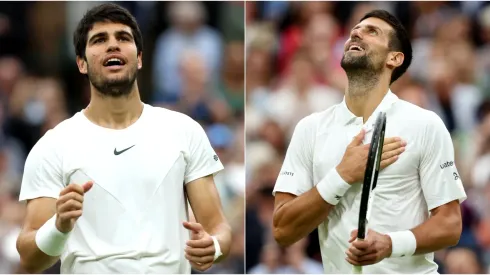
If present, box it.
[184,165,224,185]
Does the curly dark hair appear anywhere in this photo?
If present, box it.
[73,3,143,59]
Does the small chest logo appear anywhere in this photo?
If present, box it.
[114,145,135,155]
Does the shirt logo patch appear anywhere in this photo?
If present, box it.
[280,171,294,176]
[440,161,454,170]
[453,172,459,180]
[114,145,135,155]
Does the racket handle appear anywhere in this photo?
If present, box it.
[351,237,363,274]
[352,265,362,274]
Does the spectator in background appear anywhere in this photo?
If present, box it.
[161,50,230,125]
[249,240,283,274]
[277,1,333,75]
[152,1,222,103]
[0,180,24,273]
[444,247,484,274]
[267,49,342,138]
[249,237,323,274]
[477,6,490,99]
[395,81,430,109]
[4,77,68,159]
[215,41,245,118]
[0,2,29,59]
[301,13,340,86]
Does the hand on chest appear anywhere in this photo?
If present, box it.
[313,125,419,192]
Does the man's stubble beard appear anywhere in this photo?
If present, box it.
[340,51,383,98]
[87,63,138,98]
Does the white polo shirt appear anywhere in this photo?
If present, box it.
[19,104,224,274]
[273,91,467,274]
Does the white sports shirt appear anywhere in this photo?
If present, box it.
[273,91,467,274]
[19,104,224,273]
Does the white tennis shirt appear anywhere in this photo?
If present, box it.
[19,104,224,273]
[273,91,467,274]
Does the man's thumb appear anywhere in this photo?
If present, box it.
[82,181,93,193]
[349,129,365,147]
[349,229,358,243]
[183,221,203,233]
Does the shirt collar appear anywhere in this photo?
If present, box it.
[337,89,399,126]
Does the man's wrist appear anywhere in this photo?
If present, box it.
[384,233,393,257]
[387,230,417,258]
[211,235,223,262]
[316,168,351,205]
[35,215,70,257]
[335,165,353,184]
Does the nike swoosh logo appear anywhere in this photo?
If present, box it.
[114,145,135,155]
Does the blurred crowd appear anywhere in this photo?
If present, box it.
[0,1,244,274]
[246,1,490,274]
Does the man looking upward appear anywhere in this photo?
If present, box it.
[273,10,466,273]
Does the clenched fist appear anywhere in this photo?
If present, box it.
[55,182,93,233]
[336,129,406,184]
[183,221,218,272]
[345,229,392,266]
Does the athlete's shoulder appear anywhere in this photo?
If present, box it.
[303,102,346,137]
[294,111,322,132]
[26,117,77,160]
[51,111,86,132]
[144,104,202,129]
[393,99,449,139]
[299,104,339,128]
[291,105,340,141]
[394,99,444,126]
[35,112,84,147]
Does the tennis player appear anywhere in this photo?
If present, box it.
[16,4,231,274]
[272,10,466,273]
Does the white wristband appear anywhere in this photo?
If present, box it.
[316,168,351,205]
[211,235,222,261]
[35,215,70,257]
[387,230,417,258]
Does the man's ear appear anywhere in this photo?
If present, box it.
[76,56,88,74]
[137,52,143,70]
[387,52,404,69]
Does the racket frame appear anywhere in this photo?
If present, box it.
[352,112,387,274]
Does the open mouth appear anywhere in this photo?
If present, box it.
[348,45,364,52]
[103,58,126,67]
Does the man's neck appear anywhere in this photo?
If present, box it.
[344,73,389,123]
[84,86,144,130]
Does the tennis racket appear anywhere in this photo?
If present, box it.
[352,112,387,274]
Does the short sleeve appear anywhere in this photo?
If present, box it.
[184,119,224,184]
[273,116,315,196]
[419,113,467,211]
[19,131,65,202]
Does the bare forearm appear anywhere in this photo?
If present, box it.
[17,230,60,273]
[273,188,334,247]
[411,212,462,254]
[208,222,232,262]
